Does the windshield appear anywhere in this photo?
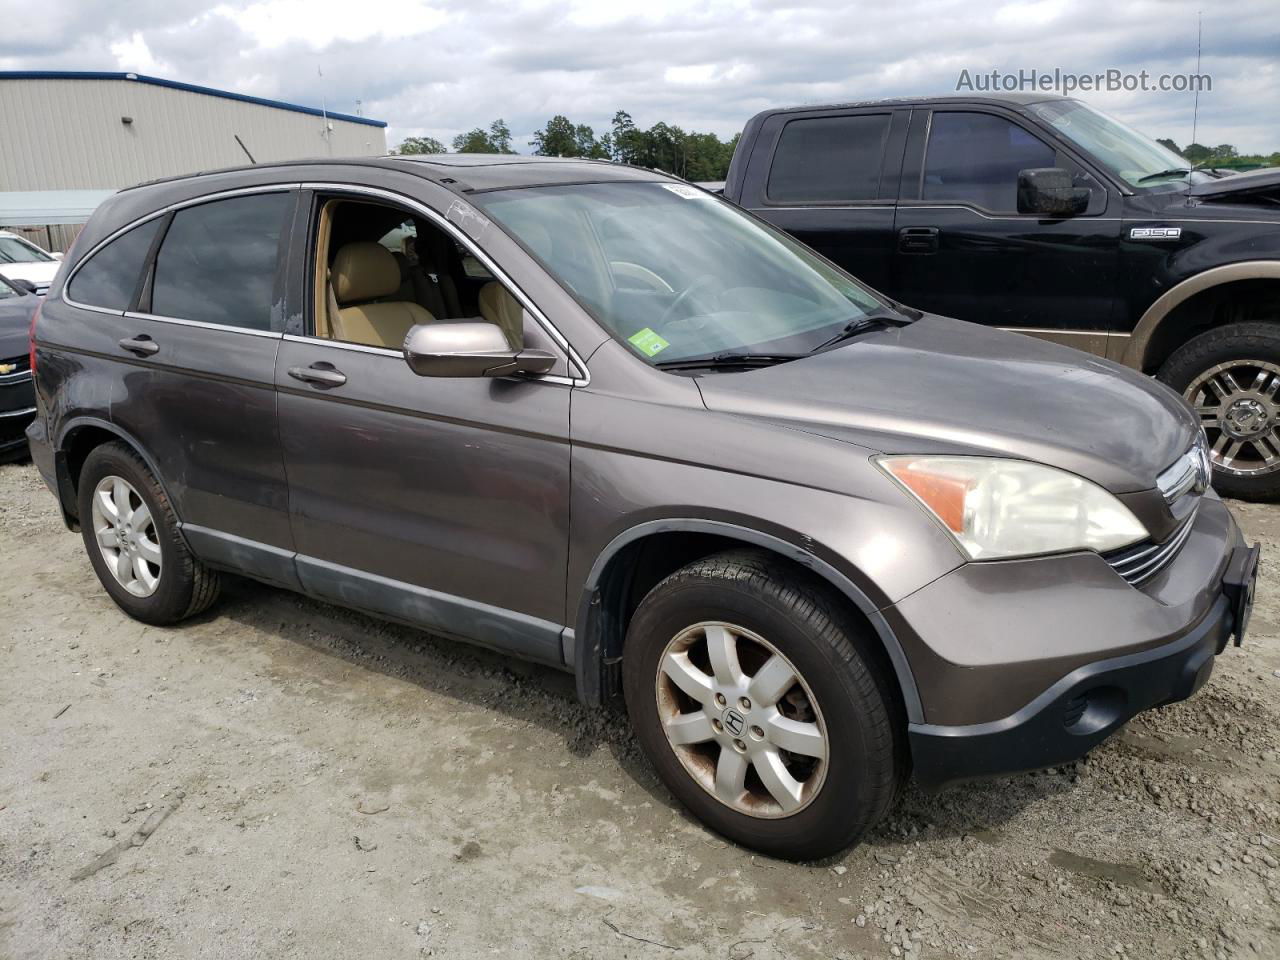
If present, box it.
[0,236,54,264]
[1026,100,1202,188]
[471,181,891,365]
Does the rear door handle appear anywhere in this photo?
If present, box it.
[288,362,347,389]
[898,226,940,254]
[118,335,159,357]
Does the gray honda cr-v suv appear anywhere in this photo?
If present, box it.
[26,155,1259,860]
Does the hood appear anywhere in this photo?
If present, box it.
[0,294,36,361]
[695,316,1198,494]
[0,260,60,288]
[1188,166,1280,203]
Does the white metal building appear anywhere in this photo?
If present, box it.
[0,71,387,248]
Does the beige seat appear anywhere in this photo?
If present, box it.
[330,242,435,348]
[478,282,524,349]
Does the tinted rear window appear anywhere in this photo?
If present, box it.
[152,193,291,330]
[67,219,163,311]
[767,114,890,203]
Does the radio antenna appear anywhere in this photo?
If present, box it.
[1190,11,1202,156]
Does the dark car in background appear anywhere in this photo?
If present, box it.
[26,155,1257,859]
[0,273,38,460]
[718,94,1280,499]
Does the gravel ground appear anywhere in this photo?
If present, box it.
[1,459,1277,960]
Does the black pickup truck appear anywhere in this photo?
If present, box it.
[716,94,1280,500]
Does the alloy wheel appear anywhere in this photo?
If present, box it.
[90,475,162,598]
[1185,360,1280,478]
[654,621,828,818]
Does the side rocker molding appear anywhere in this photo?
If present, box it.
[571,519,925,723]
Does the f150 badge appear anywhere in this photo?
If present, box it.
[1130,226,1182,241]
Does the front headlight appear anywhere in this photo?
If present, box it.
[876,456,1148,560]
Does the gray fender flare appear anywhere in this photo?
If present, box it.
[1124,261,1280,369]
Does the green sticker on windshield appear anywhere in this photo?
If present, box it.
[628,327,670,357]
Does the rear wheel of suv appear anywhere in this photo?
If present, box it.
[77,441,220,624]
[1158,322,1280,501]
[622,549,904,861]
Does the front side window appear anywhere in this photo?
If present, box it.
[472,181,890,366]
[921,112,1056,212]
[66,218,163,311]
[0,275,20,299]
[311,197,531,355]
[152,193,291,330]
[767,114,890,203]
[0,235,54,264]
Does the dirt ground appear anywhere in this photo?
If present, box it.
[1,460,1277,960]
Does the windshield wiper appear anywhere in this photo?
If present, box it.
[653,351,805,371]
[809,310,906,353]
[1136,167,1192,184]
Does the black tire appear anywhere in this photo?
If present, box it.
[77,441,220,624]
[1157,322,1280,501]
[622,549,904,861]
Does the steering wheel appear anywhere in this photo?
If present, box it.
[657,275,722,330]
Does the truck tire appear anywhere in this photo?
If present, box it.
[1158,322,1280,501]
[622,549,905,861]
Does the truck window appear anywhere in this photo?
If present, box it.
[921,112,1055,213]
[767,114,890,203]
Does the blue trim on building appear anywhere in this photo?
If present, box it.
[0,71,387,128]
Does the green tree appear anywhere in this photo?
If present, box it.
[488,119,515,154]
[394,136,446,155]
[530,115,610,158]
[1182,142,1213,164]
[1156,138,1182,155]
[452,119,516,154]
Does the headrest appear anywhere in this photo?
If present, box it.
[479,281,521,323]
[331,242,401,304]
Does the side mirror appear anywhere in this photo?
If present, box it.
[1017,167,1090,217]
[403,322,557,378]
[8,277,38,295]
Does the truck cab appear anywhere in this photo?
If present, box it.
[720,95,1280,500]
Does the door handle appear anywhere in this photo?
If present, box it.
[898,226,940,254]
[288,363,347,389]
[118,335,160,357]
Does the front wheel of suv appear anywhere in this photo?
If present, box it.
[622,550,904,861]
[1158,322,1280,501]
[77,441,221,624]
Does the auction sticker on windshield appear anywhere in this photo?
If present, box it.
[660,184,712,200]
[628,327,671,356]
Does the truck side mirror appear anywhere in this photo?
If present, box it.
[1017,168,1090,217]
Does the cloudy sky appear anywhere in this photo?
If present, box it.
[3,0,1278,153]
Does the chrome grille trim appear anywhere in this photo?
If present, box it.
[1104,508,1198,585]
[1157,434,1211,504]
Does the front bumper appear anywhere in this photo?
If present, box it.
[897,495,1258,789]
